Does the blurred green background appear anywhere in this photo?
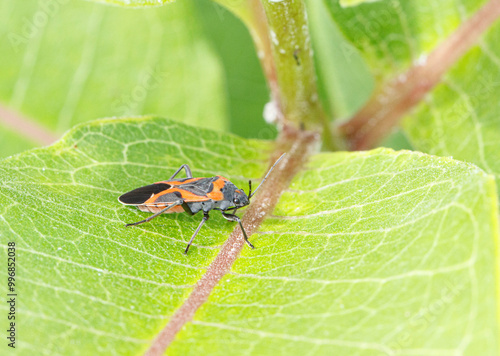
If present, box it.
[0,0,382,160]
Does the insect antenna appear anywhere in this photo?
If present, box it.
[249,153,286,200]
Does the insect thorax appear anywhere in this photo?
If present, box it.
[186,200,215,214]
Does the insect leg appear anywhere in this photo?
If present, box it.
[184,213,210,254]
[222,212,254,249]
[169,164,193,179]
[125,200,184,227]
[223,207,238,213]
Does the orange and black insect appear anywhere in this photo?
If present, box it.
[118,154,285,254]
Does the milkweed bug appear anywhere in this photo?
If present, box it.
[118,153,286,254]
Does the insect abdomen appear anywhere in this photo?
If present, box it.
[137,204,185,214]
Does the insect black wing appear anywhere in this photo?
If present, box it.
[118,183,172,205]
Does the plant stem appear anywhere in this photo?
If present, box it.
[213,0,334,149]
[260,0,330,134]
[339,0,500,150]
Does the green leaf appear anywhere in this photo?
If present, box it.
[325,0,500,198]
[1,117,497,354]
[0,117,270,354]
[325,0,486,78]
[403,32,500,191]
[171,149,499,354]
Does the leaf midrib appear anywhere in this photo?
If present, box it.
[144,128,319,356]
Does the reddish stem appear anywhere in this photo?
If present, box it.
[0,105,58,146]
[340,0,500,150]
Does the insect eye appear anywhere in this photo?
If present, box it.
[234,198,240,205]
